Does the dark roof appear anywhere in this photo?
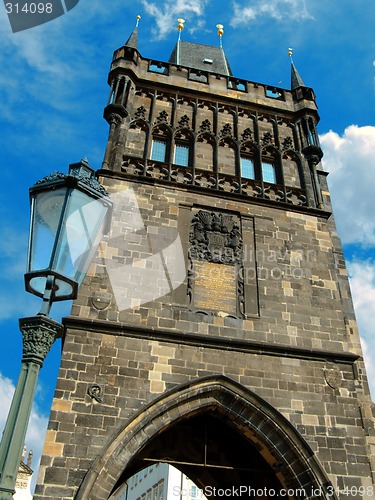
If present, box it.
[125,26,138,50]
[169,40,232,76]
[291,62,305,89]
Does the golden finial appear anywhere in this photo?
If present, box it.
[136,15,141,27]
[216,24,224,47]
[177,18,185,41]
[177,18,185,32]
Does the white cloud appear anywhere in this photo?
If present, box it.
[320,125,375,246]
[321,125,375,397]
[231,0,313,26]
[0,373,49,494]
[346,260,375,399]
[140,0,209,39]
[0,226,39,321]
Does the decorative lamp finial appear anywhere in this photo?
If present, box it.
[136,15,141,27]
[216,24,224,47]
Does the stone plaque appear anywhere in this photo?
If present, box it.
[193,260,237,313]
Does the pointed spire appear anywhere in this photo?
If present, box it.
[289,48,306,89]
[125,15,141,49]
[291,62,306,89]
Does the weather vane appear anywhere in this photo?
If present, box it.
[216,24,224,47]
[288,47,294,62]
[177,18,185,40]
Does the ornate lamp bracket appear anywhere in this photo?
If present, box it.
[19,316,64,366]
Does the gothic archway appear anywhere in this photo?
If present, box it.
[76,376,334,499]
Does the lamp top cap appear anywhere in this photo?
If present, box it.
[31,159,110,199]
[68,157,95,179]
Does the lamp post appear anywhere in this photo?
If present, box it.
[0,159,112,498]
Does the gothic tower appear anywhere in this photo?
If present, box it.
[34,21,375,499]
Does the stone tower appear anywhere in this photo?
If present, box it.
[34,22,375,499]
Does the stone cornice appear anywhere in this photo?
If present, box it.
[97,168,332,220]
[63,316,359,365]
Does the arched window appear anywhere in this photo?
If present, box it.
[174,143,190,166]
[150,139,167,162]
[261,161,277,184]
[261,147,280,185]
[173,128,193,167]
[150,122,171,163]
[240,156,255,179]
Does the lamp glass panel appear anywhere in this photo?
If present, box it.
[29,187,67,277]
[52,189,108,291]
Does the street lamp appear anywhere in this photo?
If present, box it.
[0,159,112,498]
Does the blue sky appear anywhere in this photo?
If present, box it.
[0,0,375,489]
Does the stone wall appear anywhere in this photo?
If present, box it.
[34,176,375,499]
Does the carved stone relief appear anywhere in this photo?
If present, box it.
[188,210,245,317]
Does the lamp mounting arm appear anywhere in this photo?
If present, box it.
[38,274,55,316]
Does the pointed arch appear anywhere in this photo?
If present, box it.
[172,127,195,167]
[240,141,260,180]
[173,127,194,142]
[282,150,304,189]
[76,376,335,499]
[261,145,282,185]
[218,135,236,176]
[151,122,173,138]
[148,123,173,163]
[125,119,150,158]
[196,131,216,171]
[129,118,150,132]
